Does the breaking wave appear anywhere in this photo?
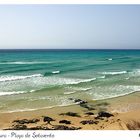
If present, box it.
[101,71,127,75]
[0,74,43,82]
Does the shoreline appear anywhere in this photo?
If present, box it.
[0,91,140,130]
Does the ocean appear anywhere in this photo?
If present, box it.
[0,49,140,112]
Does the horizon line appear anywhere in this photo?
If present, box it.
[0,48,140,50]
[0,48,140,49]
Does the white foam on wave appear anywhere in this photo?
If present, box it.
[108,58,112,61]
[125,77,130,80]
[42,77,97,86]
[29,90,36,93]
[0,89,38,96]
[0,74,43,82]
[0,75,97,96]
[0,91,26,96]
[52,71,60,74]
[68,78,96,85]
[76,78,96,84]
[64,91,76,95]
[98,75,106,79]
[0,61,51,65]
[0,73,96,85]
[102,71,127,75]
[78,87,92,91]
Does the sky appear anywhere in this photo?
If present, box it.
[0,5,140,49]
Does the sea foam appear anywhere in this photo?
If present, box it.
[102,71,127,75]
[0,74,43,82]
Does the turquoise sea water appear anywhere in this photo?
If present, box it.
[0,49,140,112]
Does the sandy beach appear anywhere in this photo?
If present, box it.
[0,91,140,130]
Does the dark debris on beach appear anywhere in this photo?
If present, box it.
[59,112,81,117]
[59,120,71,124]
[13,118,40,124]
[80,120,99,125]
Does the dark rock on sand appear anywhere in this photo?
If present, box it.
[28,126,50,130]
[85,112,94,115]
[98,111,113,118]
[59,112,81,117]
[13,118,40,124]
[13,119,28,124]
[68,98,73,100]
[28,118,40,123]
[80,104,95,111]
[68,98,95,111]
[74,99,87,104]
[80,120,99,125]
[53,125,81,130]
[11,124,27,130]
[68,98,87,104]
[43,116,55,124]
[59,120,71,124]
[96,102,109,106]
[95,116,104,120]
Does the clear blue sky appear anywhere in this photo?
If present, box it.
[0,5,140,49]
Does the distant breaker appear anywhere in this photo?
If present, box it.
[52,71,60,74]
[44,71,60,76]
[102,71,127,75]
[108,58,113,61]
